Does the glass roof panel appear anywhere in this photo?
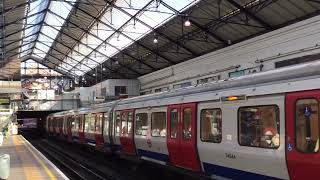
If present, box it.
[162,0,199,12]
[97,45,119,57]
[28,0,75,58]
[20,0,50,57]
[66,0,199,76]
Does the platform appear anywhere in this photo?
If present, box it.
[0,135,68,180]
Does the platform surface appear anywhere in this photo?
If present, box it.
[0,135,68,180]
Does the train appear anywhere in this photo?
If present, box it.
[46,60,320,180]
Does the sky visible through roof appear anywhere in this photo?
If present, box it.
[20,0,199,77]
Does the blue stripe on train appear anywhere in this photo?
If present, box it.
[202,162,281,180]
[137,149,169,162]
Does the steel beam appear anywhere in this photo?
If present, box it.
[226,0,272,30]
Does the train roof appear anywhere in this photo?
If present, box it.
[49,60,320,117]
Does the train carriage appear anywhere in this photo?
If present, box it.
[46,61,320,180]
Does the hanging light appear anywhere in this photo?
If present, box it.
[153,33,158,44]
[184,18,191,27]
[93,73,96,76]
[102,67,106,71]
[153,37,158,44]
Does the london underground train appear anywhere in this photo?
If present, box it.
[46,61,320,180]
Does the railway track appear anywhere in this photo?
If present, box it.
[33,140,116,180]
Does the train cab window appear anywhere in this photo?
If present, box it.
[296,99,319,153]
[183,108,192,139]
[127,112,133,135]
[151,112,166,137]
[95,114,103,134]
[85,114,90,132]
[201,109,222,143]
[238,105,280,149]
[170,109,178,139]
[136,113,148,136]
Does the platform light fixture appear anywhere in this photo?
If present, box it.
[153,38,158,44]
[102,67,106,71]
[153,33,158,44]
[184,18,191,27]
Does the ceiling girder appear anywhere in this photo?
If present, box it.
[43,22,140,77]
[61,1,159,71]
[29,1,52,56]
[1,22,42,41]
[50,0,112,66]
[225,0,273,30]
[0,9,46,28]
[47,9,150,74]
[160,1,228,46]
[37,32,129,79]
[104,1,199,57]
[104,3,177,64]
[4,30,40,50]
[25,55,76,79]
[33,46,91,78]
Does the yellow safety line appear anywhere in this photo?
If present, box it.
[19,136,57,180]
[12,136,43,180]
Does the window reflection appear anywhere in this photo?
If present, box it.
[136,113,148,136]
[151,112,166,137]
[296,99,319,153]
[183,108,192,139]
[201,109,222,143]
[170,109,178,139]
[239,106,280,149]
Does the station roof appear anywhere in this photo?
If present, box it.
[2,0,320,85]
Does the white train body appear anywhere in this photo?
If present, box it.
[47,61,320,180]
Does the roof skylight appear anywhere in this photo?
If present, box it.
[20,0,76,59]
[58,0,199,76]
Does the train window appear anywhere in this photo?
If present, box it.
[170,109,178,139]
[183,108,192,139]
[74,116,79,130]
[79,116,84,132]
[104,113,109,135]
[89,114,96,132]
[85,114,90,132]
[71,116,76,130]
[136,113,148,136]
[121,112,128,135]
[95,114,103,133]
[201,109,222,143]
[151,112,166,137]
[116,112,121,135]
[238,105,280,149]
[295,99,319,153]
[127,112,133,135]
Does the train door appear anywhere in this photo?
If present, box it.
[119,109,136,155]
[286,90,320,180]
[95,113,104,149]
[167,103,201,171]
[67,116,73,142]
[71,115,79,142]
[79,115,85,143]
